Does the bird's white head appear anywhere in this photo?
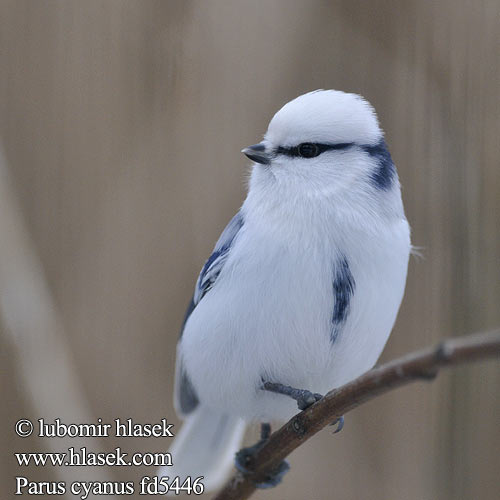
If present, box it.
[243,90,399,212]
[266,89,381,147]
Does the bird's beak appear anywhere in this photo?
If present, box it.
[241,142,272,165]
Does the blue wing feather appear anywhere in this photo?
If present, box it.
[193,211,244,305]
[175,211,244,416]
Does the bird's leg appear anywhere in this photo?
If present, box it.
[260,422,271,440]
[234,422,290,489]
[262,381,323,410]
[262,381,345,432]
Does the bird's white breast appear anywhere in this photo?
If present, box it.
[180,195,410,421]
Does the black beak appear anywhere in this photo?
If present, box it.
[241,142,272,165]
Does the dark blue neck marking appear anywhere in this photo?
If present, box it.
[362,139,396,190]
[331,256,355,343]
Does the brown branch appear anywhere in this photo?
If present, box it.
[213,329,500,500]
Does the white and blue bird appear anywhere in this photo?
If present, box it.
[160,90,411,491]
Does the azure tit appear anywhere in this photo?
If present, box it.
[160,90,411,490]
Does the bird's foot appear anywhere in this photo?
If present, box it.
[234,441,265,474]
[253,460,290,489]
[261,381,323,411]
[296,390,323,411]
[234,423,290,489]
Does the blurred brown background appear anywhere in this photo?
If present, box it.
[1,1,499,499]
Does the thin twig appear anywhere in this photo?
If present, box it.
[214,329,500,500]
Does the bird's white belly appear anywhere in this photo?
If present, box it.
[180,222,409,422]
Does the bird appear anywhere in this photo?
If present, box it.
[159,89,411,492]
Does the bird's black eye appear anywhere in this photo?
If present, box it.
[297,143,320,158]
[277,142,354,158]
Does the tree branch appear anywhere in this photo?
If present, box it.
[214,329,500,500]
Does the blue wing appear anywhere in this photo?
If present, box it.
[175,211,244,416]
[193,211,244,306]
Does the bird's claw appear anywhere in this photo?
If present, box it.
[329,415,345,433]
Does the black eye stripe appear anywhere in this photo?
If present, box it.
[277,142,354,158]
